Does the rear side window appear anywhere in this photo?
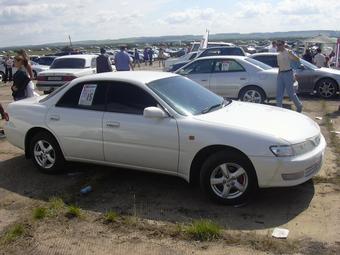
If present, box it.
[221,48,244,56]
[56,83,106,111]
[106,82,158,115]
[213,60,245,72]
[254,56,278,67]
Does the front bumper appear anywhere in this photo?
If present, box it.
[250,134,326,188]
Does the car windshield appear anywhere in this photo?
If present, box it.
[300,59,318,70]
[147,76,230,116]
[39,82,70,103]
[245,58,272,70]
[50,58,86,69]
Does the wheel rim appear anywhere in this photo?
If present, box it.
[210,163,249,199]
[319,81,336,98]
[34,140,55,169]
[242,90,262,103]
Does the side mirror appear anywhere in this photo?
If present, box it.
[143,107,167,119]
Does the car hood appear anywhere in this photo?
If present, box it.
[193,101,320,144]
[319,67,340,76]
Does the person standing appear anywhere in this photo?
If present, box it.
[114,46,134,71]
[133,48,141,68]
[302,49,313,63]
[143,48,149,66]
[0,103,9,121]
[11,55,30,101]
[96,48,113,73]
[313,48,326,68]
[4,55,13,83]
[148,48,154,66]
[158,47,165,67]
[269,41,277,53]
[276,40,303,113]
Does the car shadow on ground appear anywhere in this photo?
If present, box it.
[0,156,315,231]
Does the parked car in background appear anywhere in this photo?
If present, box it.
[34,56,57,66]
[175,56,298,103]
[168,46,246,72]
[36,55,97,93]
[31,61,50,79]
[5,71,325,205]
[250,53,340,98]
[164,51,198,71]
[189,41,235,52]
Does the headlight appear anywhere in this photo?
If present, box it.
[270,145,294,157]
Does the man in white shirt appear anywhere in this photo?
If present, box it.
[276,40,303,113]
[4,55,13,82]
[313,48,326,68]
[268,41,277,53]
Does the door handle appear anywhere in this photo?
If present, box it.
[106,121,120,128]
[201,79,208,82]
[49,115,60,121]
[240,77,247,80]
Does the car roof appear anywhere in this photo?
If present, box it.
[251,52,278,56]
[55,54,97,60]
[202,46,242,50]
[192,55,248,60]
[74,71,179,85]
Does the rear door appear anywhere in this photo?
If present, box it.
[46,82,106,161]
[177,59,214,89]
[209,59,248,98]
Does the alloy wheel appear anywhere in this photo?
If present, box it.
[242,90,262,103]
[318,80,336,98]
[34,140,55,169]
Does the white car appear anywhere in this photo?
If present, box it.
[4,72,325,205]
[175,56,298,103]
[36,55,97,93]
[31,61,50,79]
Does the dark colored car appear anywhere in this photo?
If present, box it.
[250,53,340,98]
[169,46,246,72]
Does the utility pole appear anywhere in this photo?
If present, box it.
[68,35,73,48]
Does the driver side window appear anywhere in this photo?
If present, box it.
[181,59,214,74]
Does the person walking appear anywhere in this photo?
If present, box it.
[11,55,31,101]
[0,103,9,121]
[114,46,133,71]
[313,48,326,68]
[302,49,313,63]
[4,55,13,83]
[276,40,303,113]
[96,48,113,73]
[133,48,141,68]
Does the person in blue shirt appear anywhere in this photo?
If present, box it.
[148,48,154,66]
[114,46,134,71]
[133,48,140,68]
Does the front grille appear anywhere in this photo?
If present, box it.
[304,157,322,177]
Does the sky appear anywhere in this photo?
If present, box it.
[0,0,339,47]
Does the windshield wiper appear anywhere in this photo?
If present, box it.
[201,100,224,114]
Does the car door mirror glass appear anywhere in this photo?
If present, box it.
[143,107,167,119]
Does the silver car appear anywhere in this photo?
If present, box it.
[175,56,298,103]
[250,52,340,99]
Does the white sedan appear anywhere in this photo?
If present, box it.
[4,72,325,205]
[36,55,98,93]
[175,56,298,103]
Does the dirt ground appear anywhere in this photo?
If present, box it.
[0,65,340,255]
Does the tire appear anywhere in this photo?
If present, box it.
[200,151,258,205]
[29,131,65,174]
[316,78,338,99]
[239,86,266,104]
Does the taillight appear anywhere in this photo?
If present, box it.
[37,75,47,81]
[63,76,76,81]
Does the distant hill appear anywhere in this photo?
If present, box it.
[1,30,340,50]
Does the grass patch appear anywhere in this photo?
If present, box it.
[0,224,25,245]
[33,207,47,220]
[47,197,65,217]
[185,219,221,241]
[65,205,81,219]
[104,211,119,223]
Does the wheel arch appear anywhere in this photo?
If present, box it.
[24,127,61,159]
[189,145,258,186]
[314,77,339,91]
[238,85,267,100]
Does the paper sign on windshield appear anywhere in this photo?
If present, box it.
[78,84,97,106]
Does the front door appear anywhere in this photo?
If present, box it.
[102,82,179,173]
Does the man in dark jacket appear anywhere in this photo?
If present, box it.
[96,48,113,73]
